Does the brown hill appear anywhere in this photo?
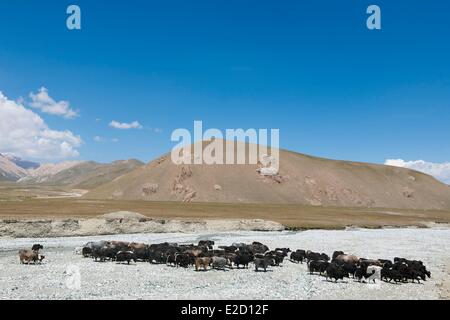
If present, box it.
[85,140,450,210]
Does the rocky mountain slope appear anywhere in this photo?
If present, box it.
[0,154,29,181]
[1,154,39,170]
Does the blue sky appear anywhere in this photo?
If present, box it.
[0,1,449,168]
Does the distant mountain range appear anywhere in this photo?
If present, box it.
[2,154,40,170]
[0,153,143,189]
[0,153,30,181]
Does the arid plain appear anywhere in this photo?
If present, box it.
[1,184,450,230]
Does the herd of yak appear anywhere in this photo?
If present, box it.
[19,239,431,284]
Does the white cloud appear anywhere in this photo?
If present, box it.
[29,87,79,119]
[111,138,119,143]
[109,120,142,130]
[0,92,82,160]
[94,136,105,143]
[385,159,450,184]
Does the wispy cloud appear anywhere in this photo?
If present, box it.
[28,87,79,119]
[385,159,450,184]
[94,136,105,143]
[111,138,119,143]
[0,91,82,159]
[109,120,142,130]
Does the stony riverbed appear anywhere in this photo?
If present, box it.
[1,227,449,300]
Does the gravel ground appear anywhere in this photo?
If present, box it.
[1,227,449,300]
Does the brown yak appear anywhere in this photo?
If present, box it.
[195,257,211,271]
[128,242,146,250]
[334,254,359,265]
[19,250,45,264]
